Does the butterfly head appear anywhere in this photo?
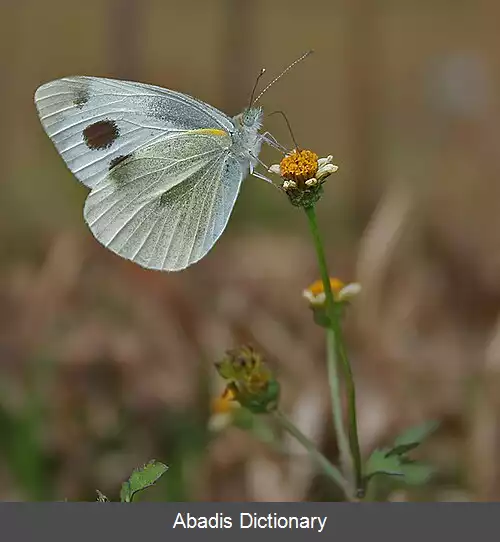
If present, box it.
[231,107,264,167]
[235,107,263,131]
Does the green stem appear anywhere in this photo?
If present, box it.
[304,204,364,496]
[273,409,353,500]
[326,327,352,479]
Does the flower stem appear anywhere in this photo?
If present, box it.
[304,204,364,497]
[273,408,353,500]
[326,327,352,479]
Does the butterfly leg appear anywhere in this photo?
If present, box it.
[249,161,281,188]
[251,169,277,185]
[260,131,288,153]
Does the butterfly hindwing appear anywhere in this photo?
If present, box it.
[34,76,234,189]
[84,129,244,271]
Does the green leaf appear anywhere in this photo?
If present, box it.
[393,420,439,448]
[399,462,435,486]
[385,442,420,457]
[120,460,168,503]
[96,489,109,502]
[365,448,405,480]
[365,421,439,489]
[365,449,436,488]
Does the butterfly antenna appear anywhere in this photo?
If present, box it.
[268,110,300,150]
[252,50,314,105]
[248,68,267,108]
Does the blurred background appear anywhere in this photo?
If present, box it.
[1,0,500,501]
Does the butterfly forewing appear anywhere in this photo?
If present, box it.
[34,76,234,189]
[84,130,244,271]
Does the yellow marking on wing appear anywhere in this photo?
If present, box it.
[191,128,228,137]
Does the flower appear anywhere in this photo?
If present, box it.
[269,149,338,208]
[214,345,280,414]
[302,278,361,328]
[303,278,361,307]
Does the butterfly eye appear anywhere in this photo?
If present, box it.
[242,112,253,126]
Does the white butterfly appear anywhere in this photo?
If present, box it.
[34,76,279,271]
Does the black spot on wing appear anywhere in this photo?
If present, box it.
[109,154,132,171]
[83,120,119,150]
[73,87,90,109]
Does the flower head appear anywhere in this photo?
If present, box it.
[214,345,280,414]
[269,149,338,208]
[303,278,361,307]
[302,278,361,328]
[279,149,319,183]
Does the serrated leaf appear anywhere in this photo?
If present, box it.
[120,460,168,503]
[393,420,439,448]
[366,450,436,488]
[96,489,109,502]
[365,448,405,480]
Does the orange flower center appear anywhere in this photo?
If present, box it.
[308,278,345,297]
[280,149,319,183]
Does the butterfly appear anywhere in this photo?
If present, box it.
[34,53,310,272]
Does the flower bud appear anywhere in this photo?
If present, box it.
[214,345,280,414]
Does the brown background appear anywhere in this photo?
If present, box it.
[1,0,500,501]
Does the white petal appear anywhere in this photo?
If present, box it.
[302,289,316,302]
[317,164,338,180]
[317,155,334,167]
[313,292,326,305]
[338,283,362,301]
[208,413,232,432]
